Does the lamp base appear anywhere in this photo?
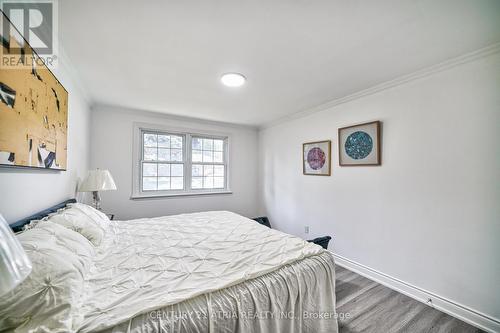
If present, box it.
[92,191,101,210]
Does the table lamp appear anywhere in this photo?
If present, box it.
[78,169,117,210]
[0,214,32,296]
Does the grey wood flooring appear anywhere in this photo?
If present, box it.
[335,265,484,333]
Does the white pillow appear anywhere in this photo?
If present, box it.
[0,222,90,332]
[35,220,96,272]
[48,207,106,246]
[67,202,110,228]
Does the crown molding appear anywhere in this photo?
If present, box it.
[56,47,92,105]
[261,42,500,130]
[93,103,259,131]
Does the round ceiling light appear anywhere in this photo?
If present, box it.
[221,73,246,87]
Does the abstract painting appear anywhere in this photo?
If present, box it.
[338,121,381,166]
[303,140,331,176]
[0,13,68,170]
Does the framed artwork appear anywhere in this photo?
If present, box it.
[0,13,68,170]
[303,140,331,176]
[338,121,381,166]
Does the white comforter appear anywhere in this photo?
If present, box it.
[79,211,328,332]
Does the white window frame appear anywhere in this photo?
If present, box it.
[131,122,232,199]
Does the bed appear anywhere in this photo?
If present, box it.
[2,201,338,333]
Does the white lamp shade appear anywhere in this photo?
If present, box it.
[0,214,32,296]
[78,169,117,192]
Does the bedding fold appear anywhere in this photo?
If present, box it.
[78,211,337,333]
[95,251,337,333]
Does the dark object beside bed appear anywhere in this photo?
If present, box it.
[252,216,271,228]
[9,198,76,233]
[252,216,332,249]
[307,236,332,249]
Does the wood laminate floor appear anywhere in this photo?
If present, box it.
[335,265,484,333]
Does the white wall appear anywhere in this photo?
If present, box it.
[90,105,259,220]
[0,52,91,223]
[259,52,500,321]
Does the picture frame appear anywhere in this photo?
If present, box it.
[303,140,331,176]
[338,121,381,166]
[0,12,68,170]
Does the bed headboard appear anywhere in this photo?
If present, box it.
[9,199,77,233]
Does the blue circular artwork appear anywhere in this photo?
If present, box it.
[345,131,373,159]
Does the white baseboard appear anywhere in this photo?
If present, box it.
[331,252,500,333]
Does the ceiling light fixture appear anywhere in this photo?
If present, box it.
[221,73,246,87]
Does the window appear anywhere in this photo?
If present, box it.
[133,124,230,198]
[191,137,225,190]
[141,132,185,191]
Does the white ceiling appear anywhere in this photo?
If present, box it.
[60,0,500,127]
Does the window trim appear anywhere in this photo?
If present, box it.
[131,122,232,199]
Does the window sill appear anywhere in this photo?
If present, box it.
[130,190,233,200]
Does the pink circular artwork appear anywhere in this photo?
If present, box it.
[307,147,326,170]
